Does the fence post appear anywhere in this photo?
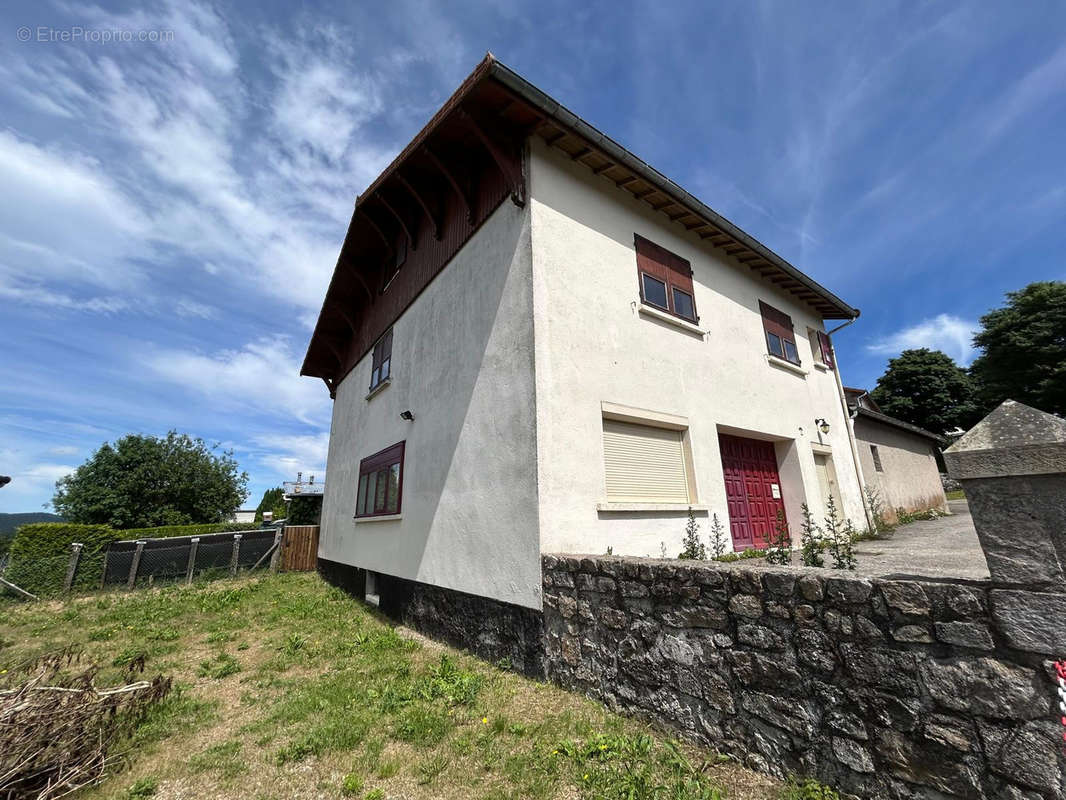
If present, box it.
[64,542,83,593]
[270,529,284,572]
[230,534,242,577]
[127,541,146,590]
[186,538,200,585]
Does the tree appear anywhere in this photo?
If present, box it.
[970,281,1066,416]
[870,348,981,434]
[255,487,286,522]
[52,431,248,529]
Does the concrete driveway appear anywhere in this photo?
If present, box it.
[851,499,989,581]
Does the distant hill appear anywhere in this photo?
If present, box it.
[0,512,65,537]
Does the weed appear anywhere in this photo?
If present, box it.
[863,485,894,537]
[415,654,483,705]
[782,776,841,799]
[125,776,158,799]
[340,773,364,795]
[197,651,241,679]
[416,753,449,785]
[714,547,766,562]
[945,489,965,500]
[376,759,400,778]
[393,705,453,746]
[112,646,149,668]
[364,790,385,800]
[188,740,246,780]
[823,496,857,570]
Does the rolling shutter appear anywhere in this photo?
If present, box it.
[602,419,690,503]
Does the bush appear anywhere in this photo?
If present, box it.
[8,523,115,561]
[117,522,261,540]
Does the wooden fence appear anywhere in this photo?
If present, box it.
[280,526,319,572]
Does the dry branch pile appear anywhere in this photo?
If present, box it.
[0,649,171,800]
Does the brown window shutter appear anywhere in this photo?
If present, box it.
[759,301,794,342]
[634,234,693,285]
[817,331,835,369]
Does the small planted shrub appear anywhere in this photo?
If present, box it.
[764,509,792,565]
[799,504,824,568]
[824,496,857,571]
[678,508,707,560]
[709,513,728,560]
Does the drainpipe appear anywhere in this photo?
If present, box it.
[826,318,876,534]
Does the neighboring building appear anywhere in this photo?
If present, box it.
[230,509,257,524]
[303,56,868,611]
[844,388,949,522]
[284,474,325,526]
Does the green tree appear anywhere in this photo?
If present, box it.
[52,431,248,529]
[870,348,981,434]
[970,281,1066,416]
[255,487,286,522]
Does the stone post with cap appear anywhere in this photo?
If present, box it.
[944,399,1066,588]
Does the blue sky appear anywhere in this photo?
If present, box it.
[2,1,1064,513]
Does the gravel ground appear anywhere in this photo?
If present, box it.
[852,499,989,581]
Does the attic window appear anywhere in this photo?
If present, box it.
[383,235,407,292]
[634,234,698,323]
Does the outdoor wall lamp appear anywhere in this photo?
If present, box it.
[815,418,831,435]
[400,410,415,421]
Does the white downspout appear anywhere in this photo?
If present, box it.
[826,318,875,534]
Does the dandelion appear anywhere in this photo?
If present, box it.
[583,774,589,781]
[482,717,488,724]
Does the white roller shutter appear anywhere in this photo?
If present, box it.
[602,419,690,503]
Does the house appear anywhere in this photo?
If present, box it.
[230,509,256,524]
[302,55,869,612]
[844,388,949,522]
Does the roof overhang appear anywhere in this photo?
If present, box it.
[855,407,946,445]
[302,54,859,382]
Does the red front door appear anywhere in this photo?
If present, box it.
[719,434,786,550]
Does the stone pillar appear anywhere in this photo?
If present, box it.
[944,399,1066,587]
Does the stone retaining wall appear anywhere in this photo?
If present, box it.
[542,554,1066,800]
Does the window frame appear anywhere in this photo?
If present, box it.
[355,441,405,518]
[870,445,884,473]
[759,300,801,366]
[634,234,699,323]
[368,328,393,394]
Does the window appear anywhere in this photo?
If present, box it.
[634,234,698,322]
[602,419,691,503]
[760,301,800,365]
[870,445,884,473]
[356,441,405,517]
[382,234,407,292]
[369,328,393,393]
[808,328,836,369]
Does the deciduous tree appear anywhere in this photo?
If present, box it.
[870,348,980,434]
[52,432,248,529]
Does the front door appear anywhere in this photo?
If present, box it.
[813,453,840,513]
[719,434,787,550]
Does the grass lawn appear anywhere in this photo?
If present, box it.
[945,490,965,500]
[0,572,799,800]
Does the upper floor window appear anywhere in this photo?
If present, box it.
[870,445,884,473]
[808,328,836,370]
[356,441,405,517]
[634,234,698,323]
[369,328,393,392]
[759,301,800,365]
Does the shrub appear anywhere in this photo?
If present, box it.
[764,509,792,565]
[708,513,728,559]
[677,508,706,560]
[8,523,115,561]
[714,548,765,563]
[799,504,824,568]
[117,522,261,539]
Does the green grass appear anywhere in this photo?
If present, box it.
[0,572,793,800]
[945,489,965,500]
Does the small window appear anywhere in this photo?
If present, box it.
[356,441,405,517]
[634,234,699,323]
[871,445,884,473]
[759,301,800,365]
[369,328,393,393]
[382,235,407,292]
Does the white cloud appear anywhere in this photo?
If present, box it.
[251,431,330,482]
[174,298,217,319]
[144,336,330,425]
[867,314,979,365]
[0,282,128,313]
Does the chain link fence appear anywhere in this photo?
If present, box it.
[0,529,282,600]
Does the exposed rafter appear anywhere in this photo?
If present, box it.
[376,193,417,251]
[396,173,441,240]
[423,146,474,224]
[360,209,394,256]
[458,108,525,206]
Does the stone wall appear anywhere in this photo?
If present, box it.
[542,554,1065,800]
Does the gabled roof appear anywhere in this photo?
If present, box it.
[845,388,945,444]
[302,55,859,382]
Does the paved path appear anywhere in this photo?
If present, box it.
[851,500,989,581]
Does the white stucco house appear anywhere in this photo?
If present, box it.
[302,56,870,612]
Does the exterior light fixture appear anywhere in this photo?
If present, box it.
[816,418,830,435]
[400,410,415,421]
